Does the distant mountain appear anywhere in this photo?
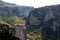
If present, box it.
[0,0,16,5]
[0,0,34,18]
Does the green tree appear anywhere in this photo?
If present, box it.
[2,16,26,26]
[0,20,11,27]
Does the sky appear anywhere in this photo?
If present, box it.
[2,0,60,8]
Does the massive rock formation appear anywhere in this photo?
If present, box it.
[28,4,60,40]
[28,4,60,26]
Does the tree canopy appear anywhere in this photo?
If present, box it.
[0,16,26,26]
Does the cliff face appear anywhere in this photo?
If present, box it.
[0,6,19,17]
[29,5,60,26]
[18,6,34,18]
[28,4,60,31]
[0,6,34,18]
[28,5,60,40]
[0,0,34,18]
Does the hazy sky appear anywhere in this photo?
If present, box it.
[2,0,60,8]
